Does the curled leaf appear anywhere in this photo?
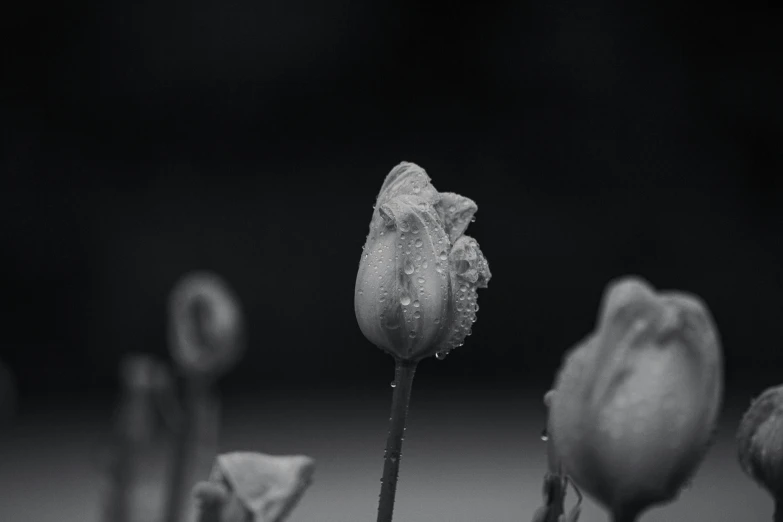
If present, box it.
[168,271,245,378]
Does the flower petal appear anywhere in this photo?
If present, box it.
[375,162,440,210]
[433,192,478,243]
[208,452,315,522]
[434,235,491,356]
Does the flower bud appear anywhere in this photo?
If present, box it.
[168,271,244,378]
[737,384,783,499]
[547,276,723,519]
[355,162,491,361]
[195,452,315,522]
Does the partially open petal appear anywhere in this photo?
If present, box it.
[433,192,478,243]
[207,452,315,522]
[433,235,491,357]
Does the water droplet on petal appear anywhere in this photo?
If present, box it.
[413,311,421,318]
[408,331,416,338]
[415,239,423,247]
[400,295,411,306]
[390,381,397,388]
[540,428,549,441]
[439,251,448,261]
[404,259,415,275]
[413,300,420,308]
[417,277,425,284]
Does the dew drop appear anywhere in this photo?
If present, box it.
[540,428,549,441]
[413,311,421,318]
[448,205,457,213]
[400,295,411,306]
[404,259,415,275]
[415,239,423,247]
[417,277,425,284]
[439,251,448,261]
[434,318,440,324]
[435,351,447,360]
[390,381,397,388]
[423,261,429,268]
[409,331,417,338]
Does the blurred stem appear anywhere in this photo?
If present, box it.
[164,376,216,522]
[376,358,418,522]
[612,511,638,522]
[104,390,136,522]
[775,500,783,522]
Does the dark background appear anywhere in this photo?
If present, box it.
[2,1,782,400]
[2,2,783,521]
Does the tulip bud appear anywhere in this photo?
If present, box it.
[738,384,783,501]
[194,452,315,522]
[168,271,244,378]
[547,276,723,520]
[355,162,491,361]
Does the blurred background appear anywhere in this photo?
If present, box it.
[1,1,782,521]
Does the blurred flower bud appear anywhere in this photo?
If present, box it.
[738,384,783,500]
[355,162,491,361]
[547,276,723,519]
[194,452,315,522]
[168,271,244,378]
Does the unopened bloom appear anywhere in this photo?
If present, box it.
[738,384,783,500]
[168,271,245,378]
[546,277,723,519]
[354,162,491,361]
[193,452,315,522]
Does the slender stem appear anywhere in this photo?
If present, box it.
[612,511,638,522]
[104,391,135,522]
[164,378,212,522]
[376,358,418,522]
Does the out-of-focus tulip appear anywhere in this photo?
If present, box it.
[354,162,490,361]
[168,271,244,378]
[193,452,315,522]
[738,384,783,504]
[546,277,723,521]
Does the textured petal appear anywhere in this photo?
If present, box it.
[355,194,451,360]
[433,235,491,357]
[375,162,440,211]
[433,192,478,243]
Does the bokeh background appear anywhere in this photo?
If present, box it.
[1,1,782,521]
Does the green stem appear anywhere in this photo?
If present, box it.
[164,378,214,522]
[376,359,418,522]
